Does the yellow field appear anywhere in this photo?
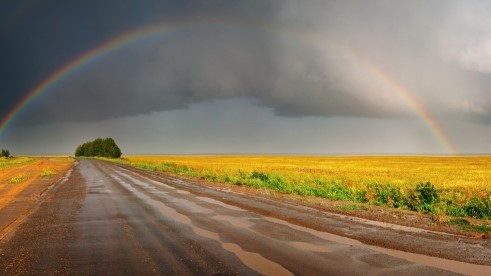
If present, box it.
[115,155,491,219]
[122,155,490,189]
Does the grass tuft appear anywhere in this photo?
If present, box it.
[9,173,30,184]
[41,168,55,177]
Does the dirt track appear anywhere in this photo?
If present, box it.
[0,158,490,275]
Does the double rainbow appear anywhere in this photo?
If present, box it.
[0,20,457,154]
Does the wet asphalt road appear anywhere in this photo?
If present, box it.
[0,158,485,275]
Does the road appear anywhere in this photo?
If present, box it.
[0,158,490,275]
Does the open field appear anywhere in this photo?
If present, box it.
[0,156,74,211]
[109,156,491,221]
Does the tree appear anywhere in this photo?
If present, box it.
[0,149,10,157]
[75,138,122,158]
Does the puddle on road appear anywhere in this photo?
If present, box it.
[127,177,159,193]
[169,198,213,214]
[266,217,362,247]
[368,244,491,276]
[193,227,292,276]
[148,178,176,190]
[116,171,213,214]
[112,174,192,224]
[222,243,293,276]
[116,168,176,190]
[214,215,255,228]
[88,184,112,194]
[197,197,246,212]
[110,169,491,275]
[111,173,291,276]
[214,215,331,255]
[264,217,491,275]
[287,242,331,253]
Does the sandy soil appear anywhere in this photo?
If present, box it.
[0,157,74,239]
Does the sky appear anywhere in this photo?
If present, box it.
[1,0,491,155]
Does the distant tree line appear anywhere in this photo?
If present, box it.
[0,149,10,157]
[75,138,122,158]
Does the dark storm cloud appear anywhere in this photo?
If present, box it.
[4,0,491,127]
[0,0,182,121]
[18,25,412,126]
[1,0,282,126]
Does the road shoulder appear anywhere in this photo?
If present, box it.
[112,160,491,265]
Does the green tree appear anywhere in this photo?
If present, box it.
[74,138,122,158]
[1,149,10,157]
[103,138,122,158]
[75,145,83,157]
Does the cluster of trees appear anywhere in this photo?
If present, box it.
[75,138,122,158]
[0,149,10,157]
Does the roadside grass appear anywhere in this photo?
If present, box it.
[449,218,491,233]
[41,168,55,177]
[9,173,30,184]
[104,156,491,221]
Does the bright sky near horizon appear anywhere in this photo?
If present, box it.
[1,0,491,155]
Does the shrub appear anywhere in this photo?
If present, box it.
[408,182,439,212]
[0,149,10,157]
[464,197,491,219]
[75,138,122,158]
[445,204,467,217]
[250,171,269,182]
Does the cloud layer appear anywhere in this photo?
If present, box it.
[10,0,491,126]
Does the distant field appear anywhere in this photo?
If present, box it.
[110,155,491,219]
[0,156,34,169]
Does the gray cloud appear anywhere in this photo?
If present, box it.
[15,0,491,126]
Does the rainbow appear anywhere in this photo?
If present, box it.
[360,60,457,154]
[282,28,457,154]
[0,20,188,136]
[0,20,457,154]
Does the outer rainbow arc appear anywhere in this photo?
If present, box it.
[369,68,457,155]
[282,27,457,154]
[0,20,457,154]
[350,52,457,155]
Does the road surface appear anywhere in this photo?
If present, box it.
[0,158,490,275]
